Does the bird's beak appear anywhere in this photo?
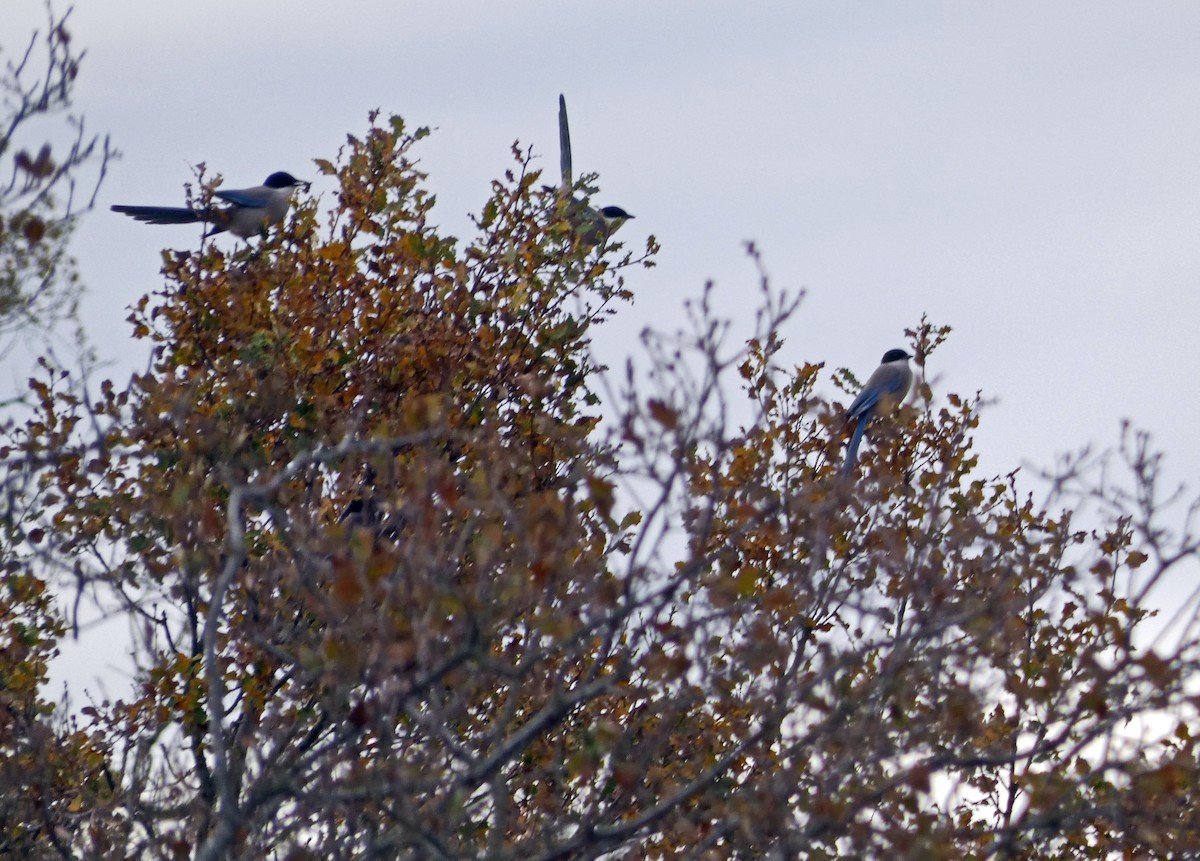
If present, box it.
[298,180,311,192]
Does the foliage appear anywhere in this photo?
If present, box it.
[0,6,115,858]
[0,2,113,357]
[6,108,1200,861]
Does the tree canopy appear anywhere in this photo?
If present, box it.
[3,66,1200,861]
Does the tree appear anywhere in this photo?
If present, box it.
[8,110,1200,860]
[0,2,113,358]
[0,6,115,858]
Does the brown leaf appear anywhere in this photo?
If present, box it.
[646,398,678,429]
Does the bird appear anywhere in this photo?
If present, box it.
[841,348,914,477]
[111,171,310,239]
[556,94,633,246]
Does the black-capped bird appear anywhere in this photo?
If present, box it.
[112,171,309,239]
[556,95,633,246]
[841,348,913,477]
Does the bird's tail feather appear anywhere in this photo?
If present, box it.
[558,93,573,188]
[111,205,204,226]
[841,415,869,477]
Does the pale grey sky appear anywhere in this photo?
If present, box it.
[9,1,1200,692]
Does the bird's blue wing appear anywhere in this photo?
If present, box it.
[215,187,272,208]
[845,386,882,421]
[846,371,908,421]
[880,375,908,399]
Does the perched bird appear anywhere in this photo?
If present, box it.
[111,171,310,239]
[556,94,633,246]
[841,348,913,477]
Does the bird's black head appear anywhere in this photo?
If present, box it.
[881,348,911,363]
[264,171,309,190]
[600,206,633,220]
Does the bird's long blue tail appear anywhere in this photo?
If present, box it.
[841,414,869,477]
[111,205,203,226]
[558,94,573,187]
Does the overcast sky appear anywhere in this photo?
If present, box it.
[9,1,1200,694]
